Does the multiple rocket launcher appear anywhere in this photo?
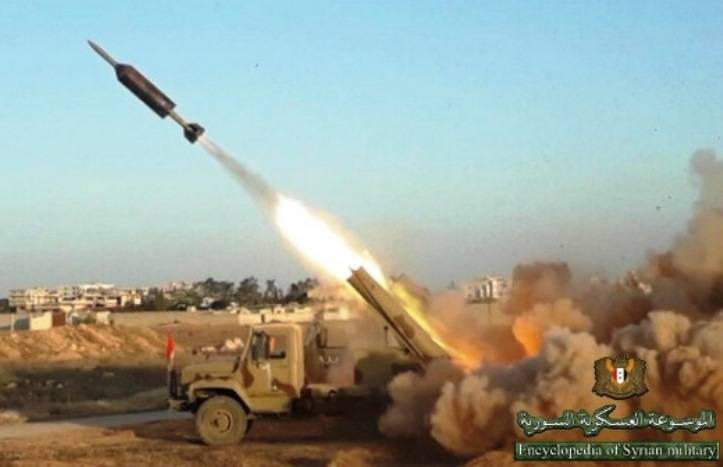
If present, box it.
[348,267,448,365]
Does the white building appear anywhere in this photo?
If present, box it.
[10,283,143,312]
[464,276,510,303]
[9,288,59,312]
[161,281,194,294]
[13,311,54,331]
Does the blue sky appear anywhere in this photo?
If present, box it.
[1,1,722,292]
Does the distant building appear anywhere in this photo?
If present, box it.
[9,283,144,312]
[464,276,510,303]
[161,281,194,294]
[13,311,54,331]
[621,271,653,295]
[9,288,59,312]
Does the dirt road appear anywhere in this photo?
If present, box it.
[0,414,466,467]
[0,410,190,440]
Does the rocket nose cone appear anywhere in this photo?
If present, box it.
[88,40,118,68]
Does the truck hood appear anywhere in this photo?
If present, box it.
[180,359,238,385]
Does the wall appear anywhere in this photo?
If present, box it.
[110,311,241,327]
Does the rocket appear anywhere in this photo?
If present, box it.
[88,40,205,144]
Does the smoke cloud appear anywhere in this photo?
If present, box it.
[381,150,723,461]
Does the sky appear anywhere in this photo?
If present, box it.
[1,1,722,293]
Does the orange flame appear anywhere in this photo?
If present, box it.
[511,316,543,356]
[391,283,482,370]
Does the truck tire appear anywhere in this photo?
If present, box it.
[195,395,248,446]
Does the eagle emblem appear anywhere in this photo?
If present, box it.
[593,354,648,399]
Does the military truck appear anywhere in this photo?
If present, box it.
[168,267,448,446]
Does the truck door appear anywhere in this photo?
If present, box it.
[246,330,297,400]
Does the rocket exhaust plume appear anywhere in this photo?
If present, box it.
[196,135,387,286]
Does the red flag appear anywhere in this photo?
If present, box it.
[165,335,176,363]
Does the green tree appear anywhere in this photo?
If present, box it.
[144,288,168,311]
[264,279,282,304]
[196,277,235,303]
[170,288,201,308]
[235,276,262,306]
[154,290,168,311]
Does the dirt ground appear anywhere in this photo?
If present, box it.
[0,415,464,467]
[0,322,249,421]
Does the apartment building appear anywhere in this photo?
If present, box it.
[464,276,510,303]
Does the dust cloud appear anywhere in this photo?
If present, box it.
[381,150,723,460]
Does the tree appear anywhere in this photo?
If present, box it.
[196,277,234,301]
[210,299,229,310]
[154,290,168,311]
[170,288,201,308]
[264,279,282,304]
[144,288,168,311]
[235,276,262,306]
[284,277,319,304]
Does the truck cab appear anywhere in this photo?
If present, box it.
[169,323,307,444]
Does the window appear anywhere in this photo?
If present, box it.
[268,334,287,359]
[251,331,288,360]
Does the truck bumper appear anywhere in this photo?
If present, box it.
[168,398,193,411]
[167,369,192,411]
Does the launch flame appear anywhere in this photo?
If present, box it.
[391,284,482,369]
[274,195,387,286]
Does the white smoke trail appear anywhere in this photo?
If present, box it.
[198,136,276,208]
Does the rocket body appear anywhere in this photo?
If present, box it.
[88,40,204,143]
[115,64,176,118]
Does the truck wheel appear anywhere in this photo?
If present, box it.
[195,395,248,446]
